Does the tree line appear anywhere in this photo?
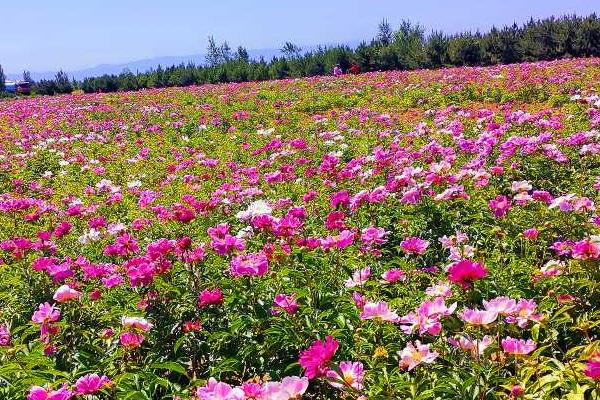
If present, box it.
[2,13,600,96]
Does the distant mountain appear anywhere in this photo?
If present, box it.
[6,41,362,81]
[6,49,280,81]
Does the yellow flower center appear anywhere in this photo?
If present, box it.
[343,374,355,385]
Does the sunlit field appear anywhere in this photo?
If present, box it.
[1,58,600,399]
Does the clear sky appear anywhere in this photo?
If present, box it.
[1,0,598,73]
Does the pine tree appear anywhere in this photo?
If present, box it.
[236,46,249,63]
[281,42,302,59]
[54,70,73,94]
[0,64,5,92]
[219,41,232,63]
[377,19,394,46]
[206,36,221,67]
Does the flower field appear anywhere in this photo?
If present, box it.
[1,57,600,399]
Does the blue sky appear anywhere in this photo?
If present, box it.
[1,0,598,73]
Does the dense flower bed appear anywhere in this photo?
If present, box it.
[1,58,600,399]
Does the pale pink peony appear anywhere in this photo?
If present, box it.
[398,341,439,371]
[459,308,498,326]
[121,316,153,332]
[52,285,81,303]
[326,361,364,390]
[360,301,400,322]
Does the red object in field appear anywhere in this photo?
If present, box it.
[349,63,360,74]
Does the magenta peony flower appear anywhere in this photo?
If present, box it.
[571,237,600,260]
[522,228,539,240]
[489,195,511,218]
[299,336,339,378]
[400,237,430,255]
[198,288,224,308]
[119,332,145,349]
[381,268,405,283]
[27,385,73,400]
[240,382,262,398]
[0,324,10,347]
[584,353,600,380]
[510,384,524,397]
[447,259,487,289]
[75,373,112,395]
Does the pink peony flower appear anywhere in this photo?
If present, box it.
[352,291,366,309]
[230,252,268,277]
[399,311,441,336]
[460,308,498,326]
[27,385,73,400]
[448,335,493,356]
[447,259,487,289]
[265,376,309,398]
[0,324,11,347]
[360,301,400,322]
[398,341,439,371]
[195,378,245,400]
[198,288,224,308]
[571,237,600,260]
[380,268,405,283]
[121,316,153,332]
[272,293,299,315]
[31,303,61,325]
[522,228,539,240]
[400,237,430,255]
[584,353,600,380]
[483,296,517,315]
[538,260,564,277]
[361,226,387,246]
[489,195,511,218]
[326,361,364,390]
[119,332,145,349]
[344,267,370,288]
[75,373,112,395]
[505,299,542,328]
[425,282,452,298]
[299,336,339,378]
[501,337,536,355]
[399,297,455,336]
[52,285,81,303]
